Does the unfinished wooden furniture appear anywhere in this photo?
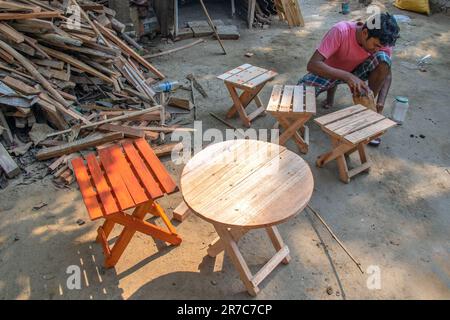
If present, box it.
[315,105,397,183]
[267,85,316,154]
[71,138,181,268]
[218,64,278,127]
[181,139,314,296]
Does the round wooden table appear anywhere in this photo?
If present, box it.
[181,139,314,296]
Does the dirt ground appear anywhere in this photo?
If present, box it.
[1,0,449,300]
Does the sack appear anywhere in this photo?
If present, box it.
[394,0,430,15]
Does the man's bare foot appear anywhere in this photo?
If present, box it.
[324,86,337,109]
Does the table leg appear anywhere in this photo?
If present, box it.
[214,224,260,296]
[207,227,247,257]
[266,226,291,264]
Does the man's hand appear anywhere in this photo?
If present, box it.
[345,73,369,96]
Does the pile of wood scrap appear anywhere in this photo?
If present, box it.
[0,0,187,188]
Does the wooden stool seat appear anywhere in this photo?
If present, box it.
[267,85,316,154]
[218,64,277,127]
[71,138,181,268]
[314,105,397,183]
[181,140,314,296]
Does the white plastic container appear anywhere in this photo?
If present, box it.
[391,96,409,124]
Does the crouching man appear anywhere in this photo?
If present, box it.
[299,13,400,146]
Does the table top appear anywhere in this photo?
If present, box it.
[217,64,277,90]
[181,140,314,229]
[314,104,397,145]
[267,84,317,115]
[71,138,178,221]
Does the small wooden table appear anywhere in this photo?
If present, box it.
[267,85,316,154]
[71,138,182,268]
[218,64,278,127]
[181,140,314,296]
[315,105,397,183]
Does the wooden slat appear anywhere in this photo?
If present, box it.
[134,138,177,194]
[217,64,252,80]
[225,66,267,85]
[122,141,163,199]
[107,146,148,205]
[326,110,375,132]
[292,85,304,112]
[1,76,39,95]
[343,118,397,144]
[279,85,294,112]
[85,153,119,215]
[36,132,123,160]
[0,12,61,21]
[305,86,316,113]
[244,70,277,88]
[314,104,367,126]
[333,112,385,137]
[98,148,135,210]
[267,85,283,112]
[71,158,103,220]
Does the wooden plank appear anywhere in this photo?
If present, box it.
[153,142,183,158]
[267,85,283,112]
[173,200,192,222]
[0,12,61,21]
[1,76,39,95]
[107,146,148,204]
[305,86,316,113]
[98,147,135,211]
[0,142,20,178]
[32,58,64,70]
[71,157,104,220]
[122,141,163,199]
[98,123,145,138]
[85,153,119,215]
[40,45,113,84]
[0,22,24,43]
[314,104,366,126]
[217,64,252,80]
[134,138,177,194]
[292,85,304,112]
[344,118,397,144]
[168,97,192,110]
[279,85,294,112]
[36,132,123,160]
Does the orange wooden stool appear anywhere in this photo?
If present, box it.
[71,138,181,268]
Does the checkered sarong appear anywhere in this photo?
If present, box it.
[298,51,392,95]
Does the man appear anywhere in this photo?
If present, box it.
[299,13,400,145]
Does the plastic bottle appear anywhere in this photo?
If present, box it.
[391,96,409,124]
[152,81,181,93]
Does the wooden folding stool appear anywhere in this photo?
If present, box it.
[217,64,278,127]
[314,105,397,183]
[267,85,316,154]
[71,138,181,268]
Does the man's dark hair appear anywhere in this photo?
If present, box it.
[364,13,400,47]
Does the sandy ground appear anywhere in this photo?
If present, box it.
[0,0,449,300]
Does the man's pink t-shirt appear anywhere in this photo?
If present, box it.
[317,21,392,72]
